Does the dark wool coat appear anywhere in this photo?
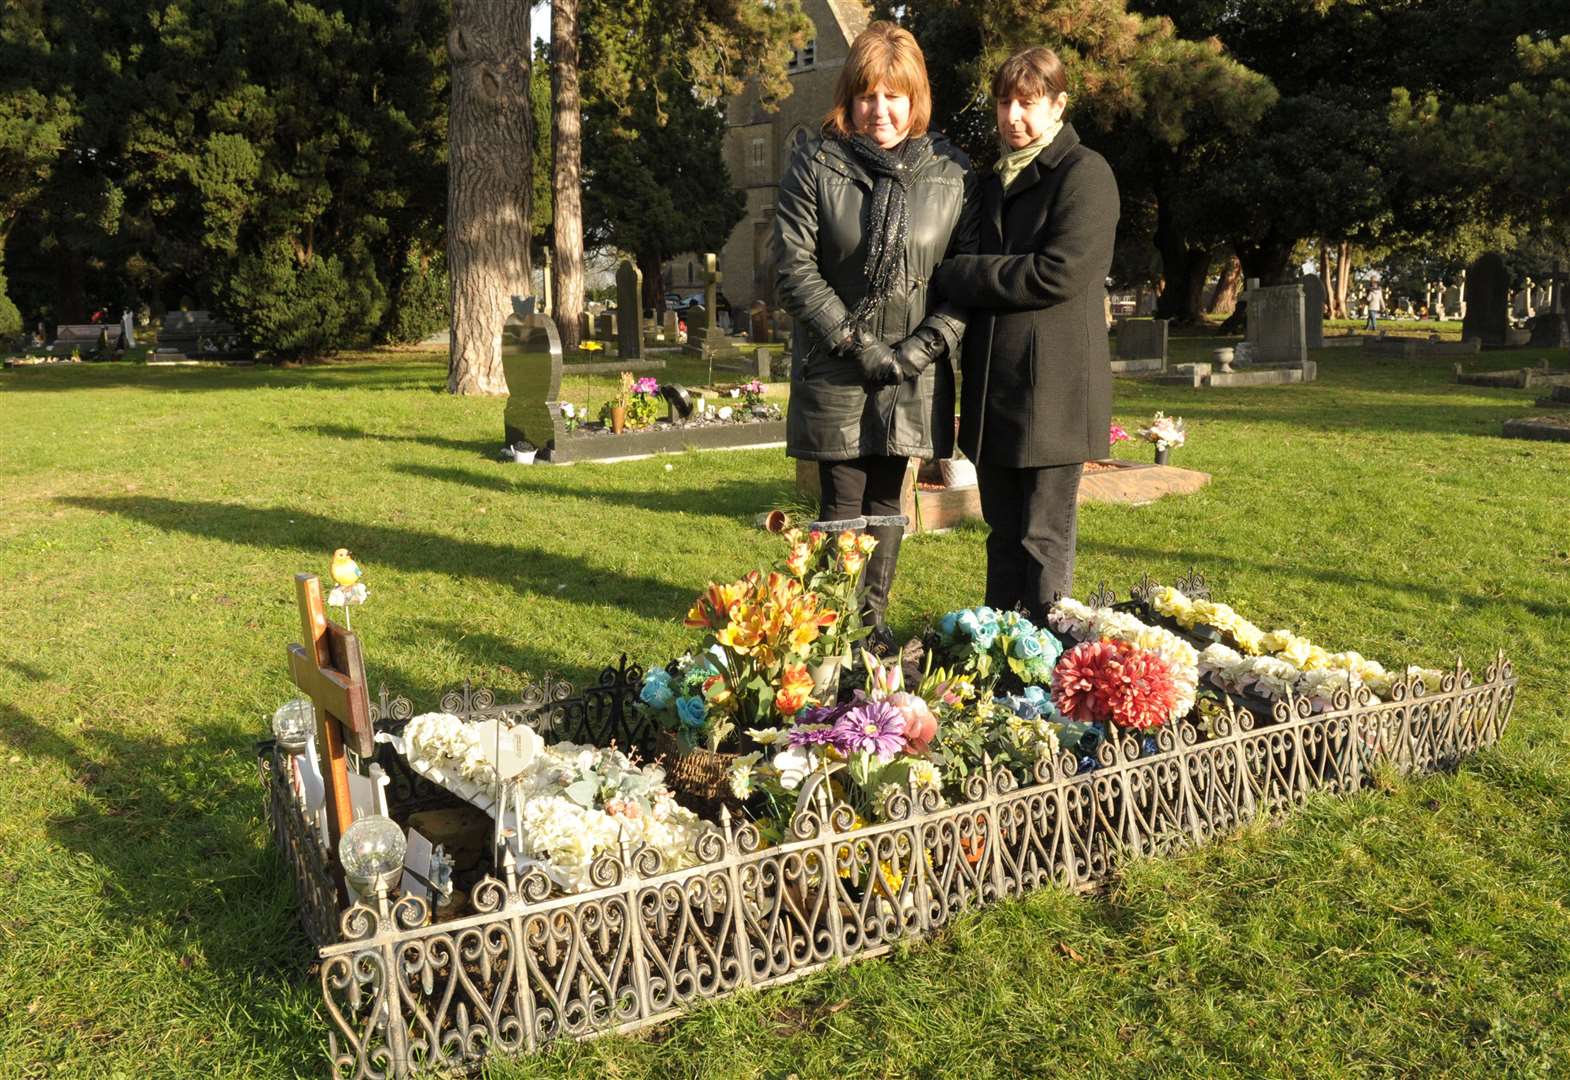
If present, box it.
[932,124,1119,468]
[774,133,979,462]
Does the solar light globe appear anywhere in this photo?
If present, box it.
[271,698,314,752]
[339,815,406,895]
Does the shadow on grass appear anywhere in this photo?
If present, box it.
[299,421,500,458]
[0,700,322,1069]
[390,461,794,521]
[0,360,445,395]
[56,494,697,622]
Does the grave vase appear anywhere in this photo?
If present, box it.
[1154,446,1170,466]
[808,650,851,701]
[610,404,627,434]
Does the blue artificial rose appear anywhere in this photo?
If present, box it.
[998,693,1040,720]
[639,678,675,711]
[1021,685,1048,707]
[676,695,708,728]
[973,624,998,653]
[936,611,960,644]
[956,610,982,641]
[1012,633,1045,660]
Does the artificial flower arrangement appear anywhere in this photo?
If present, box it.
[1138,411,1186,452]
[1150,585,1446,710]
[627,376,661,428]
[638,529,875,756]
[559,400,581,433]
[932,607,1063,684]
[391,713,704,893]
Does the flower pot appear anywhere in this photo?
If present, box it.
[1154,446,1170,466]
[610,404,627,434]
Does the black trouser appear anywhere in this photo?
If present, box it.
[976,461,1083,621]
[817,455,908,520]
[817,455,908,635]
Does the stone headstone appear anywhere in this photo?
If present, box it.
[662,310,679,341]
[749,301,771,344]
[1300,274,1325,348]
[615,260,644,361]
[1441,284,1461,319]
[1115,318,1167,364]
[1461,252,1509,347]
[500,309,565,458]
[596,311,618,341]
[1134,289,1156,316]
[753,348,771,380]
[1244,281,1307,365]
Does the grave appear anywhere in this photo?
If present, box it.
[749,301,771,344]
[260,570,1517,1077]
[53,324,112,356]
[1461,252,1510,346]
[1501,416,1570,443]
[595,310,618,341]
[1455,360,1570,390]
[159,310,244,358]
[499,307,783,464]
[682,253,740,361]
[661,310,680,343]
[1112,318,1167,374]
[614,260,644,361]
[1300,274,1326,348]
[1244,280,1307,365]
[1528,267,1568,348]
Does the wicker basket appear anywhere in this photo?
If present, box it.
[656,728,744,819]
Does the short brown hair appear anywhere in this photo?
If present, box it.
[822,21,932,139]
[992,47,1068,101]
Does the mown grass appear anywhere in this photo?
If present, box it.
[2,339,1568,1078]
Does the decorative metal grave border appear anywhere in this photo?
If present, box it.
[259,596,1517,1079]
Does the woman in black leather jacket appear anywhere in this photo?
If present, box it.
[773,20,977,653]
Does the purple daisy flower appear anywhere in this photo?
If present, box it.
[787,723,838,748]
[831,699,907,761]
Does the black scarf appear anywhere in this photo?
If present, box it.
[837,133,923,336]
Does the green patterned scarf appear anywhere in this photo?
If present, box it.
[996,122,1062,191]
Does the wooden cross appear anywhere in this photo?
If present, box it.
[287,572,374,879]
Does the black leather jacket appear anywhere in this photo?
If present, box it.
[774,133,978,461]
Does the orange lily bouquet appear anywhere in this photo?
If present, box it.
[679,529,878,750]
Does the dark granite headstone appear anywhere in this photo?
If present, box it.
[1300,274,1326,348]
[500,309,564,458]
[749,302,771,343]
[615,261,644,360]
[1462,252,1509,346]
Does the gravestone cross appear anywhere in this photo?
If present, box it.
[287,572,374,878]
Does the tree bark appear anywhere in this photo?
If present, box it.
[551,0,585,353]
[447,0,533,396]
[1317,242,1332,317]
[1333,240,1352,320]
[1206,254,1242,315]
[1235,241,1295,288]
[1152,172,1209,324]
[638,248,665,313]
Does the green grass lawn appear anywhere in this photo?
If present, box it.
[2,341,1569,1078]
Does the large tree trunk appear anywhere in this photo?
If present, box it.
[551,0,584,353]
[1206,254,1242,315]
[57,246,87,324]
[1235,240,1295,288]
[446,0,532,396]
[1152,174,1208,324]
[1317,242,1333,316]
[1333,240,1352,320]
[638,248,665,313]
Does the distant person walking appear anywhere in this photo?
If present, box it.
[774,20,978,654]
[930,46,1120,618]
[1366,280,1383,332]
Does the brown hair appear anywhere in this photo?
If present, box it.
[991,46,1068,101]
[822,21,932,139]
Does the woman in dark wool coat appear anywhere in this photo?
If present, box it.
[773,21,978,654]
[931,46,1119,621]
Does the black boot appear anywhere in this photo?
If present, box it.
[859,514,906,657]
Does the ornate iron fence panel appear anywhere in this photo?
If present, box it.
[283,654,1516,1078]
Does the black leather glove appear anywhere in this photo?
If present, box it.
[892,327,947,381]
[854,337,900,387]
